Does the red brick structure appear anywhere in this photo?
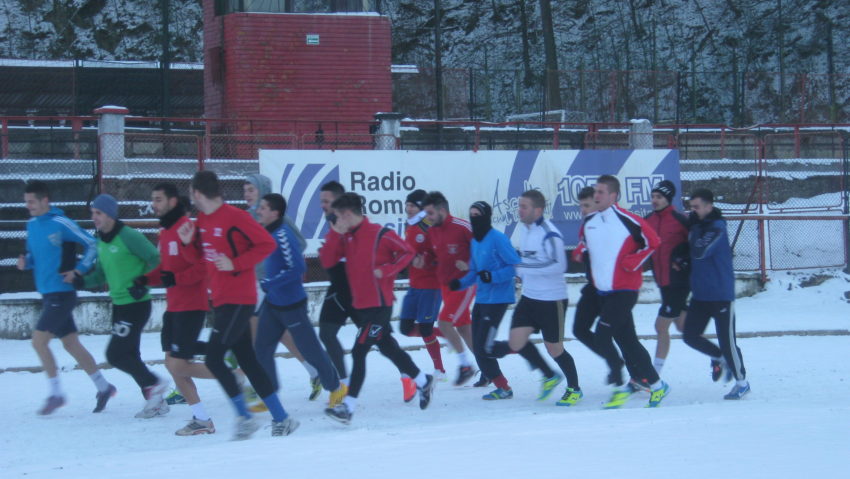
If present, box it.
[203,6,392,137]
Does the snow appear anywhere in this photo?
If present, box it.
[1,270,849,477]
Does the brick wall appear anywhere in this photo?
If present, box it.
[204,8,392,135]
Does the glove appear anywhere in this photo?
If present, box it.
[477,270,492,283]
[160,271,176,288]
[127,275,148,300]
[448,279,461,291]
[72,272,85,290]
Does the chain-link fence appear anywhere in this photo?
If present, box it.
[763,132,845,211]
[766,217,848,270]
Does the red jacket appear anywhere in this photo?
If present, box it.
[147,213,209,312]
[644,206,690,288]
[578,204,660,292]
[428,214,473,284]
[319,217,414,309]
[405,217,439,290]
[184,203,275,307]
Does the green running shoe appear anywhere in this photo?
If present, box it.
[537,374,563,401]
[556,388,583,407]
[603,388,634,409]
[309,376,322,401]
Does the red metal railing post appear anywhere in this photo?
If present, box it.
[552,124,560,149]
[758,218,767,283]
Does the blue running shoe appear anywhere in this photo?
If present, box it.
[165,389,187,405]
[724,382,750,400]
[482,388,513,400]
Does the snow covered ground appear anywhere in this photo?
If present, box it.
[1,271,848,478]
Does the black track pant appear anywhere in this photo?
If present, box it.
[683,300,746,381]
[205,304,275,399]
[106,300,158,393]
[575,288,643,381]
[594,291,659,385]
[348,307,420,398]
[573,286,604,357]
[318,290,355,380]
[471,303,510,382]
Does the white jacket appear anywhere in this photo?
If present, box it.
[515,217,567,301]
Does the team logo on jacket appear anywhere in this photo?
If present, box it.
[213,227,222,237]
[168,241,178,256]
[109,245,119,253]
[448,244,458,254]
[416,234,425,243]
[48,232,61,247]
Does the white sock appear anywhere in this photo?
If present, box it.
[300,360,318,378]
[48,376,62,397]
[340,377,349,386]
[89,371,110,392]
[649,380,664,391]
[737,379,749,387]
[653,357,665,374]
[343,395,357,411]
[190,402,210,421]
[413,371,428,388]
[456,351,471,367]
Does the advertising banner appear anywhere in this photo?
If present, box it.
[260,149,681,254]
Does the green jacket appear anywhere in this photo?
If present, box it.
[85,221,160,305]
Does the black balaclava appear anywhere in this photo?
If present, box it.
[470,200,493,242]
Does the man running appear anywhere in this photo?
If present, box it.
[244,173,319,406]
[449,201,522,400]
[18,180,115,415]
[644,180,690,374]
[488,190,582,406]
[321,193,435,424]
[178,171,297,439]
[316,181,357,384]
[398,189,445,400]
[254,193,348,408]
[146,182,217,435]
[683,188,750,400]
[422,191,478,386]
[82,194,167,418]
[578,175,669,409]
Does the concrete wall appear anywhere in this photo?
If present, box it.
[0,273,762,339]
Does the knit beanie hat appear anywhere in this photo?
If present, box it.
[91,194,119,219]
[405,189,428,209]
[652,180,676,205]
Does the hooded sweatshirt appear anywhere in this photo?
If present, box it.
[245,173,307,251]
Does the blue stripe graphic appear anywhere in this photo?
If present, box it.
[301,166,340,238]
[503,150,539,239]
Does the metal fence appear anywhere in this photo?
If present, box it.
[1,119,847,292]
[400,69,850,125]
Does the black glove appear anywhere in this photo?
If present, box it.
[448,279,461,291]
[160,271,176,288]
[72,272,85,290]
[127,275,148,300]
[478,270,492,283]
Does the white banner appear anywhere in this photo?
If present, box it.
[260,149,681,254]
